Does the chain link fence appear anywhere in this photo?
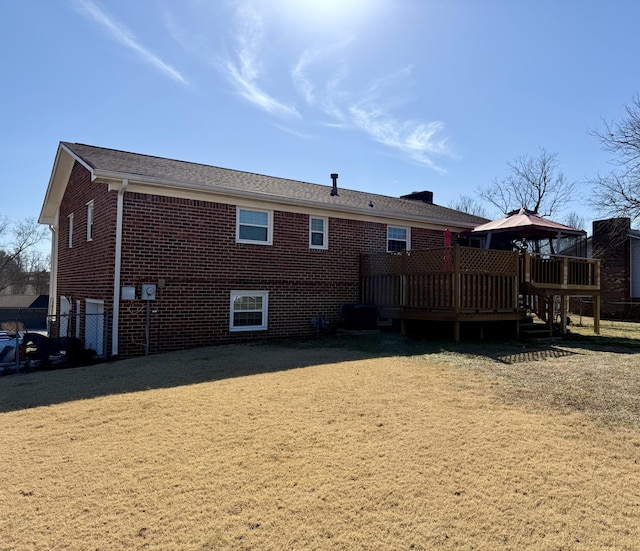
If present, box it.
[0,309,108,374]
[48,311,108,358]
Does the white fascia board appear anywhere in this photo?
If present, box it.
[39,143,100,226]
[59,143,96,178]
[39,146,76,225]
[101,171,479,232]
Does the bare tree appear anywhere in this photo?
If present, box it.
[563,212,586,230]
[589,94,640,222]
[480,148,577,217]
[447,195,488,219]
[0,216,48,294]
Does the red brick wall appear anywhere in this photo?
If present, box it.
[55,166,452,357]
[592,218,633,318]
[56,162,117,343]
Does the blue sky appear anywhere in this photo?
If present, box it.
[2,0,640,253]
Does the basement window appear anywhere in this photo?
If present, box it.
[230,291,269,331]
[236,208,273,245]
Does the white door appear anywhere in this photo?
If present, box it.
[59,296,71,337]
[85,299,105,357]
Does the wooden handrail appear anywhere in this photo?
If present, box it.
[520,252,600,289]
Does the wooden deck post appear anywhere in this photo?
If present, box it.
[560,295,568,334]
[453,245,460,314]
[523,252,531,284]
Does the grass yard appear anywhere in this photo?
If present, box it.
[1,318,639,550]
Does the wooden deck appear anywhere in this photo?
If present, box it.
[360,246,600,340]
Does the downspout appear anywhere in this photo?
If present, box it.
[47,222,59,323]
[111,179,128,357]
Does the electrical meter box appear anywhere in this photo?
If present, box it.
[141,283,157,301]
[121,286,136,300]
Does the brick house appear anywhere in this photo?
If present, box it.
[39,142,485,358]
[591,217,640,318]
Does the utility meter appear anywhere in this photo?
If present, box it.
[141,283,157,301]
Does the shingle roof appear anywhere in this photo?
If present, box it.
[0,295,48,309]
[471,208,586,237]
[61,142,487,227]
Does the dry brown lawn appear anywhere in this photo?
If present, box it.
[1,318,639,550]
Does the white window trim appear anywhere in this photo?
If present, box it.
[68,213,74,249]
[229,290,269,332]
[86,200,94,242]
[236,207,273,245]
[309,216,328,250]
[387,225,411,252]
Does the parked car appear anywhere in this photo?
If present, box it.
[23,334,95,369]
[1,331,97,374]
[0,331,26,372]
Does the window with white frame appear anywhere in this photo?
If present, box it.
[236,208,273,244]
[230,291,269,331]
[86,200,94,241]
[309,216,328,249]
[68,213,74,248]
[387,226,410,252]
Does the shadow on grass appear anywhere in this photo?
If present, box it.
[1,330,638,414]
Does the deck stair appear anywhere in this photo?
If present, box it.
[519,316,554,339]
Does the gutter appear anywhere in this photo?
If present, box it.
[101,172,481,231]
[111,178,128,357]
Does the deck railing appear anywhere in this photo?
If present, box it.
[360,246,520,313]
[361,247,600,314]
[520,253,600,290]
[360,246,600,336]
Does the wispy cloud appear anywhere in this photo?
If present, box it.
[272,123,315,140]
[346,66,453,171]
[292,43,351,123]
[294,51,453,170]
[220,4,300,119]
[75,0,188,85]
[162,1,452,171]
[349,107,450,172]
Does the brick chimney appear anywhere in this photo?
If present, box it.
[400,190,433,204]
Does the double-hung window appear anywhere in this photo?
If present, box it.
[236,207,273,245]
[309,216,328,249]
[230,291,269,331]
[86,200,94,241]
[387,226,410,252]
[68,213,74,249]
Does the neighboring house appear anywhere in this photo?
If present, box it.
[0,294,49,331]
[39,142,485,358]
[591,218,640,319]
